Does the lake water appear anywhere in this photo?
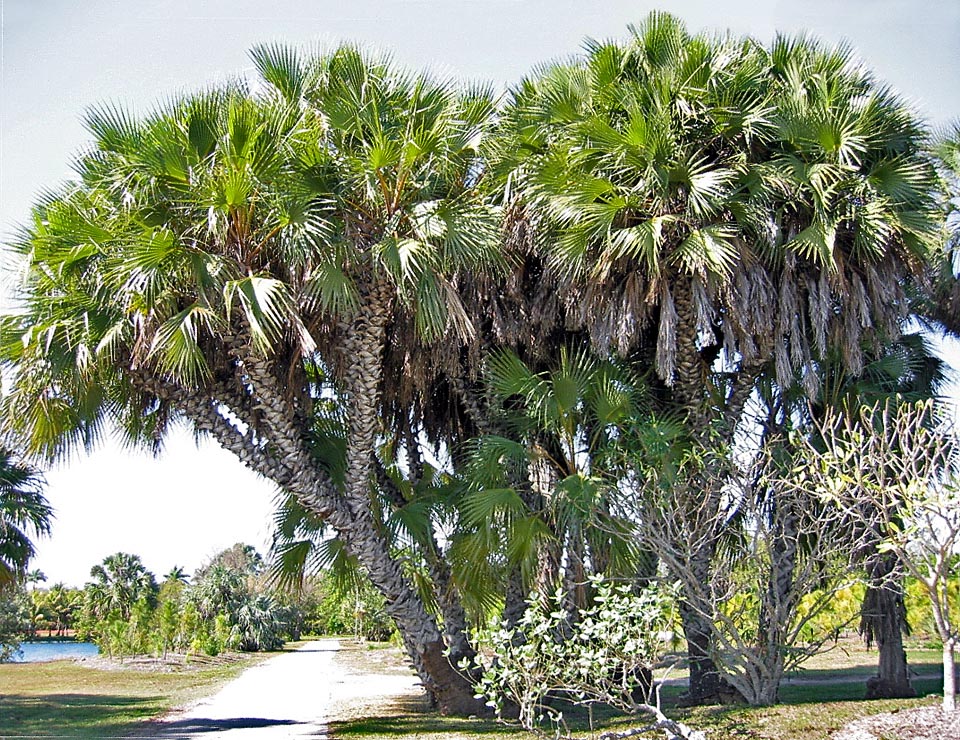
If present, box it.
[11,641,99,663]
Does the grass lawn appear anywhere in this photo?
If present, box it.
[0,637,948,739]
[329,638,947,740]
[0,650,274,738]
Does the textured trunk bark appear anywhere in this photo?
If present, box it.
[502,567,528,631]
[679,604,723,704]
[677,496,727,705]
[528,448,561,596]
[671,277,741,706]
[861,554,915,700]
[335,276,483,714]
[426,555,478,672]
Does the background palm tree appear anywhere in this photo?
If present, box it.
[0,451,52,590]
[163,566,190,585]
[85,552,158,621]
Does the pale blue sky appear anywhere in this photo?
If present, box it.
[1,0,958,586]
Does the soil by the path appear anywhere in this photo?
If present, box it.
[151,638,422,739]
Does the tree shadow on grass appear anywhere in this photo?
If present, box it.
[0,693,165,737]
[156,717,302,734]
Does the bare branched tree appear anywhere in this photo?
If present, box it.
[794,399,960,713]
[627,436,861,705]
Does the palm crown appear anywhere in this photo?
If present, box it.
[492,13,940,410]
[1,44,500,458]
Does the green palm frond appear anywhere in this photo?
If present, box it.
[785,219,837,267]
[302,260,359,316]
[224,276,313,355]
[460,487,526,527]
[386,500,435,550]
[605,215,676,275]
[250,43,307,103]
[149,304,218,385]
[83,103,141,153]
[673,225,739,277]
[0,450,52,588]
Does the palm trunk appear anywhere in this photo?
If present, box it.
[337,276,482,714]
[861,553,915,699]
[503,567,528,631]
[671,278,730,705]
[678,555,724,704]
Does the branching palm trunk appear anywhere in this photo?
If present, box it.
[336,276,482,714]
[140,307,480,713]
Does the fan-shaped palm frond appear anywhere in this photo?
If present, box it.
[0,451,51,588]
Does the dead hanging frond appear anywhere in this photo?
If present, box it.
[502,199,535,258]
[774,258,799,387]
[808,269,831,358]
[655,282,678,385]
[691,275,716,345]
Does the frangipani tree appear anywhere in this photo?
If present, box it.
[795,399,960,713]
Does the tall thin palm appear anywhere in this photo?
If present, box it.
[163,566,190,585]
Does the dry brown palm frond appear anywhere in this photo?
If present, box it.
[655,282,678,385]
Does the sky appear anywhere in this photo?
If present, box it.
[1,0,958,587]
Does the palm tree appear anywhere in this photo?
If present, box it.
[163,566,190,585]
[0,450,51,589]
[454,348,644,612]
[0,44,497,713]
[930,124,960,333]
[85,552,157,621]
[493,12,941,702]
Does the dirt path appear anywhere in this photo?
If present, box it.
[152,638,420,739]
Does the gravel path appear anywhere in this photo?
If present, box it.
[152,638,419,739]
[832,705,960,740]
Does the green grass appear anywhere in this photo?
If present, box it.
[0,652,271,738]
[0,638,949,740]
[329,639,948,740]
[330,692,944,740]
